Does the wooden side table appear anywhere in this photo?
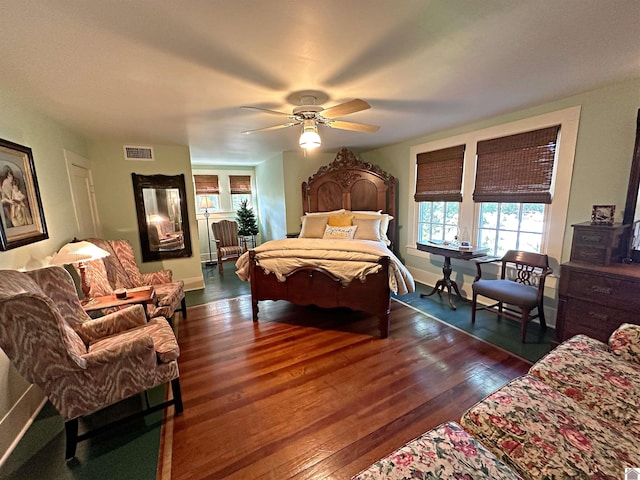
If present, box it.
[82,286,156,320]
[417,242,490,310]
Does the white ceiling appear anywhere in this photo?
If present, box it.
[0,1,638,166]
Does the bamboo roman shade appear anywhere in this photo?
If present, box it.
[229,175,252,194]
[473,125,560,204]
[194,175,219,195]
[414,145,465,202]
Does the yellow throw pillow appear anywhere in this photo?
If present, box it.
[328,214,354,226]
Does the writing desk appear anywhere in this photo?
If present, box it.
[417,242,489,310]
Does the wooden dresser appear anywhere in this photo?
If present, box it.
[556,262,640,343]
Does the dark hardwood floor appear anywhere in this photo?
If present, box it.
[165,287,530,480]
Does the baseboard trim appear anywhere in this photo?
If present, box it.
[183,275,205,292]
[0,385,46,467]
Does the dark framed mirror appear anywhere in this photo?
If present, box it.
[623,109,640,262]
[132,173,192,262]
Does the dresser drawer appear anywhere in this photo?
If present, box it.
[560,299,640,343]
[572,228,614,247]
[569,246,609,265]
[559,269,640,312]
[569,223,628,266]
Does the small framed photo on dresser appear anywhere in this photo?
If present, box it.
[591,204,615,225]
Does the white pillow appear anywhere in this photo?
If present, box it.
[323,225,358,240]
[299,215,329,238]
[353,217,383,242]
[350,211,393,246]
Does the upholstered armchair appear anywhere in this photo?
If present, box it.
[211,220,247,273]
[80,238,186,320]
[0,266,183,459]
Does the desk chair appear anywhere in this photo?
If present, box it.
[471,250,552,343]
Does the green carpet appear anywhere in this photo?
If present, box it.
[393,282,555,363]
[0,386,166,480]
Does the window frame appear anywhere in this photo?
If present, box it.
[407,106,580,265]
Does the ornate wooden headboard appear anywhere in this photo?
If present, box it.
[302,148,398,249]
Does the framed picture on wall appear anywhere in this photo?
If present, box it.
[590,204,615,225]
[0,138,48,250]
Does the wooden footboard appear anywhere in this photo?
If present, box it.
[248,250,392,338]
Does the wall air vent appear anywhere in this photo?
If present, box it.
[123,145,154,161]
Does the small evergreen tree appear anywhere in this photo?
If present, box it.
[236,199,259,236]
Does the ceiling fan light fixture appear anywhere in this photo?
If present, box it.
[299,120,321,150]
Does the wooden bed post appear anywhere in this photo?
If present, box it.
[378,256,391,338]
[248,250,259,321]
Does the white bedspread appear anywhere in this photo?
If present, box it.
[235,238,415,295]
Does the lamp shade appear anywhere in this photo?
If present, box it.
[50,240,110,265]
[299,120,321,150]
[199,195,214,209]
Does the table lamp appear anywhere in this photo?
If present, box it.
[200,196,215,266]
[51,239,110,304]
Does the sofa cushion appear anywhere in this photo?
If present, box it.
[529,334,640,438]
[351,421,522,479]
[609,323,640,364]
[460,374,640,480]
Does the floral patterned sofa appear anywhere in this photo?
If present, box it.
[352,324,640,480]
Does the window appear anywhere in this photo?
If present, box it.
[414,145,464,243]
[194,175,220,214]
[418,201,459,243]
[478,202,545,257]
[229,175,252,211]
[472,125,559,255]
[408,106,580,263]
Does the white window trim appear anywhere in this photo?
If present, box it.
[407,105,581,267]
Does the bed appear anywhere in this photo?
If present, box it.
[236,148,414,338]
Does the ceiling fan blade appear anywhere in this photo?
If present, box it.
[241,122,298,134]
[326,120,380,133]
[320,99,370,119]
[241,106,293,117]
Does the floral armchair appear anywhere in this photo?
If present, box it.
[80,238,186,320]
[0,266,183,459]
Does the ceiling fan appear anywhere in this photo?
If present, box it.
[241,95,379,150]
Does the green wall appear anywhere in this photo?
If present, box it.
[255,153,287,241]
[88,141,203,290]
